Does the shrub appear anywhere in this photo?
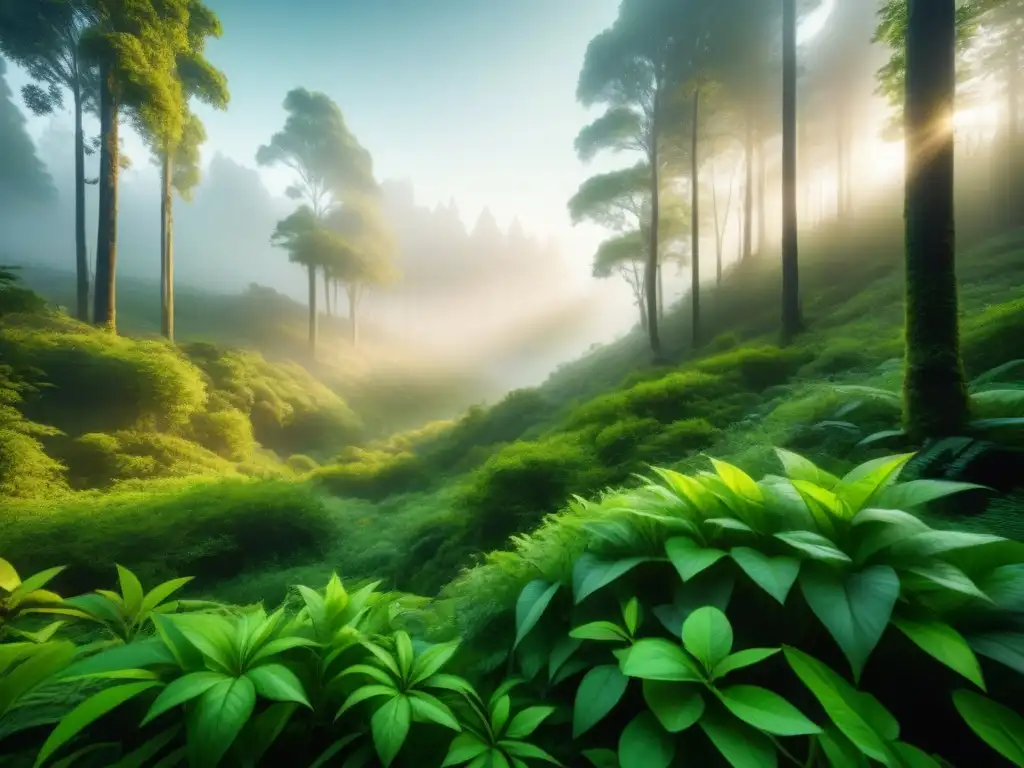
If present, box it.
[0,477,334,588]
[593,416,661,465]
[184,404,256,461]
[695,344,814,390]
[962,297,1024,376]
[799,338,877,377]
[285,452,320,473]
[313,448,429,501]
[638,417,720,462]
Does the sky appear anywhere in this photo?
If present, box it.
[7,0,838,329]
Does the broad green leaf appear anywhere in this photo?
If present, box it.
[892,530,1005,560]
[491,694,512,735]
[817,727,869,768]
[151,613,205,671]
[569,621,629,642]
[710,458,763,502]
[501,740,563,765]
[978,564,1024,612]
[408,690,461,731]
[249,634,320,665]
[337,684,396,719]
[952,689,1024,766]
[712,648,780,680]
[34,682,159,768]
[775,531,852,563]
[799,564,900,681]
[654,467,724,512]
[718,685,822,736]
[775,448,839,488]
[730,548,800,604]
[0,556,20,591]
[338,662,398,687]
[620,638,703,682]
[423,673,476,696]
[622,597,640,636]
[143,671,229,725]
[573,665,629,738]
[395,631,414,680]
[666,537,727,581]
[0,641,77,716]
[699,705,778,768]
[140,577,194,618]
[309,734,362,768]
[892,742,944,767]
[904,562,990,602]
[548,636,582,681]
[573,554,652,604]
[705,517,755,534]
[8,566,65,608]
[836,453,914,511]
[441,733,489,767]
[782,646,898,764]
[514,580,559,649]
[409,640,460,686]
[507,705,556,739]
[109,726,182,768]
[246,663,311,707]
[186,676,257,768]
[793,479,848,528]
[892,617,985,689]
[682,606,733,671]
[969,632,1024,676]
[116,565,145,618]
[235,702,297,767]
[618,711,674,768]
[50,743,119,768]
[61,637,176,680]
[642,680,704,733]
[874,480,987,511]
[653,569,736,639]
[371,694,412,767]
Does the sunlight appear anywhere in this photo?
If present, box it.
[798,0,836,45]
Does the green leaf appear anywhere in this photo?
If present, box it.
[817,727,869,768]
[491,694,512,734]
[730,548,800,604]
[799,564,900,681]
[573,554,652,604]
[34,682,159,768]
[441,733,489,767]
[710,458,763,502]
[395,631,414,680]
[514,580,560,649]
[109,726,182,768]
[622,597,640,636]
[309,734,362,768]
[666,537,727,581]
[582,748,618,768]
[0,641,77,716]
[408,690,461,731]
[642,680,704,733]
[337,684,396,719]
[699,705,778,768]
[952,689,1024,766]
[775,449,839,488]
[151,613,205,671]
[892,742,944,767]
[116,564,145,618]
[186,676,257,768]
[573,665,629,738]
[8,566,65,608]
[836,453,914,512]
[618,711,675,768]
[682,606,733,671]
[409,640,460,686]
[548,636,582,681]
[371,694,412,767]
[235,703,297,767]
[501,740,563,765]
[969,632,1024,676]
[782,646,898,764]
[874,480,987,511]
[246,663,311,707]
[569,621,629,642]
[705,518,755,534]
[904,562,990,602]
[620,638,703,682]
[775,531,852,563]
[143,671,229,725]
[718,685,822,736]
[892,617,985,689]
[62,637,176,681]
[507,705,556,739]
[713,648,780,680]
[140,577,194,618]
[892,530,1005,559]
[0,556,20,592]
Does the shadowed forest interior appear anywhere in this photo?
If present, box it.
[2,0,1024,766]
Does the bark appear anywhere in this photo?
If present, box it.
[307,264,318,356]
[712,162,722,285]
[92,64,119,331]
[691,86,702,349]
[347,283,358,345]
[781,0,803,344]
[902,0,969,439]
[646,98,662,359]
[72,79,88,322]
[743,112,754,260]
[657,263,664,321]
[323,272,332,317]
[756,127,766,256]
[160,150,174,341]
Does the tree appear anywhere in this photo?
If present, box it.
[257,88,377,356]
[0,0,93,320]
[82,0,191,331]
[150,0,228,341]
[902,0,970,439]
[592,231,650,329]
[781,0,804,344]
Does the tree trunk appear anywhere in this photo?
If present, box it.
[307,263,318,357]
[657,263,664,320]
[72,81,88,323]
[757,127,766,256]
[1007,44,1021,225]
[93,64,119,331]
[691,86,701,349]
[646,107,662,360]
[347,283,358,345]
[160,149,174,341]
[743,113,754,260]
[712,160,722,285]
[323,272,332,317]
[836,100,847,219]
[781,0,803,344]
[903,0,969,440]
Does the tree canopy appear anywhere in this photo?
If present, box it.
[0,57,55,203]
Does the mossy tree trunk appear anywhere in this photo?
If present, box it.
[72,76,89,323]
[307,263,318,357]
[93,64,119,331]
[902,0,970,440]
[743,111,754,261]
[780,0,803,345]
[646,91,662,360]
[160,149,174,341]
[691,86,702,350]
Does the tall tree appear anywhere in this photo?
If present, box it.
[257,88,377,356]
[902,0,970,439]
[0,0,94,320]
[83,0,191,331]
[151,0,227,341]
[780,0,804,344]
[0,57,56,205]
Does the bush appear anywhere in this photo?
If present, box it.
[638,417,720,462]
[695,344,813,390]
[285,453,320,473]
[313,448,429,501]
[593,416,661,465]
[0,477,334,589]
[962,297,1024,376]
[184,404,256,461]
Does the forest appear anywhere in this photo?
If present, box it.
[1,0,1024,766]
